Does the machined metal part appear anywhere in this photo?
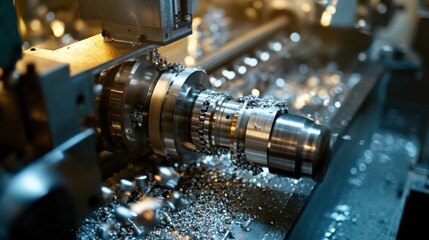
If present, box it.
[97,56,330,180]
[6,1,413,238]
[115,205,137,223]
[0,31,158,239]
[135,175,149,193]
[148,66,210,160]
[96,59,160,154]
[190,90,330,180]
[119,179,134,191]
[165,191,189,211]
[101,186,114,201]
[96,55,210,160]
[130,198,162,227]
[241,218,252,231]
[268,114,331,180]
[245,108,279,167]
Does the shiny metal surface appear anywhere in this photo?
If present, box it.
[160,15,290,72]
[78,0,192,45]
[5,1,421,239]
[123,61,159,151]
[96,60,160,153]
[245,108,278,167]
[24,35,157,76]
[96,55,330,180]
[190,90,330,180]
[78,154,316,240]
[268,114,330,180]
[196,16,289,72]
[106,62,135,150]
[148,67,210,160]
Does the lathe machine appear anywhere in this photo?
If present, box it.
[1,0,428,239]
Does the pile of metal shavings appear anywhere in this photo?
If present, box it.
[233,147,263,175]
[76,153,300,240]
[146,49,186,74]
[238,95,288,112]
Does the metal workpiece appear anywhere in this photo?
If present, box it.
[190,89,233,154]
[245,107,280,167]
[135,175,149,193]
[96,54,330,180]
[96,60,161,154]
[5,1,426,238]
[190,90,331,181]
[165,191,189,211]
[101,186,114,201]
[95,54,210,159]
[268,114,331,181]
[148,66,210,160]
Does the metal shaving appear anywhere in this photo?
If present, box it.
[232,148,263,175]
[146,49,185,73]
[238,95,288,112]
[131,106,144,129]
[76,153,293,239]
[146,49,170,71]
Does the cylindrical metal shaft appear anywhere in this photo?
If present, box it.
[190,90,330,181]
[96,57,331,181]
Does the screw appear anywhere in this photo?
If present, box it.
[120,179,134,192]
[101,186,113,201]
[135,175,148,193]
[119,179,134,204]
[115,205,137,223]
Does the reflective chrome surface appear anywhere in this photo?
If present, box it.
[148,66,210,160]
[4,0,425,239]
[96,55,331,180]
[190,90,330,180]
[268,114,330,180]
[96,60,160,154]
[78,0,193,45]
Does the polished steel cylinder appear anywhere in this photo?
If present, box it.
[190,90,330,181]
[268,114,330,181]
[97,58,330,181]
[96,60,160,154]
